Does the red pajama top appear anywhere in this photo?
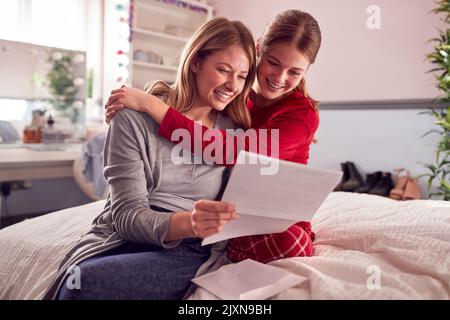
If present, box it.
[158,90,319,166]
[157,90,320,263]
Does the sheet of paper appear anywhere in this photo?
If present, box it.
[202,151,342,245]
[191,259,307,300]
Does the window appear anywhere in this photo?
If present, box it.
[0,0,87,51]
[0,1,21,43]
[0,99,28,121]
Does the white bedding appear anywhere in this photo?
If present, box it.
[0,192,449,299]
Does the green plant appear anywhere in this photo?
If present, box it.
[420,0,450,200]
[46,51,79,123]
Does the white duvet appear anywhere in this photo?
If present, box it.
[0,192,449,299]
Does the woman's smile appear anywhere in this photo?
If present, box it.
[266,78,286,91]
[213,89,234,102]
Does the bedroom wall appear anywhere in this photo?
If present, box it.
[210,0,442,103]
[211,0,443,197]
[308,107,439,197]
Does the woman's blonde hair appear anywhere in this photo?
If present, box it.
[259,10,322,110]
[146,17,256,128]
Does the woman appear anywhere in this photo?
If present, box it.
[105,10,321,264]
[43,17,256,299]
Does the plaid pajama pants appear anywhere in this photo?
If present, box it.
[227,221,315,263]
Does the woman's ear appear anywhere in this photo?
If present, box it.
[190,55,200,74]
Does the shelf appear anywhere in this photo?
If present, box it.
[126,0,214,88]
[136,0,213,17]
[174,0,213,10]
[132,60,178,72]
[132,28,189,43]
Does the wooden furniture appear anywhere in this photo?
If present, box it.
[0,144,82,182]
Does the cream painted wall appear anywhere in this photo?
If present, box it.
[211,0,443,197]
[210,0,443,103]
[308,108,440,197]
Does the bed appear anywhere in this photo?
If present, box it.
[0,192,449,300]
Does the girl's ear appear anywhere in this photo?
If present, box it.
[256,38,262,57]
[190,54,200,73]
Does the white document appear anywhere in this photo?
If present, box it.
[202,151,342,245]
[191,259,307,300]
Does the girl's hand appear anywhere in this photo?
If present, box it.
[104,86,150,124]
[190,200,239,238]
[105,102,124,124]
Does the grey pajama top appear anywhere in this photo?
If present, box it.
[43,108,235,299]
